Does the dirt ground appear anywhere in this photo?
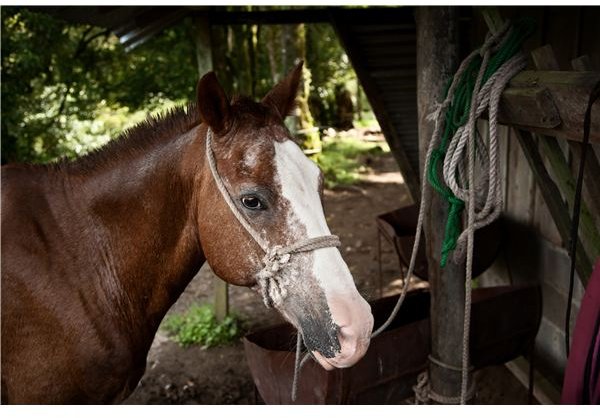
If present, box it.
[124,136,532,405]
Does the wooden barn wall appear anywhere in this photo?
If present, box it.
[467,6,600,390]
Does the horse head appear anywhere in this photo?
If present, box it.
[194,62,373,370]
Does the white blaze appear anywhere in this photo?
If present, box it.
[273,140,357,299]
[273,139,374,369]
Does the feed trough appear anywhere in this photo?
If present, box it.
[243,285,541,404]
[376,204,504,280]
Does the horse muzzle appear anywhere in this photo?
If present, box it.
[306,293,374,370]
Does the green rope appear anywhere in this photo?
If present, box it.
[427,18,535,267]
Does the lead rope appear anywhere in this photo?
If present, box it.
[291,20,529,404]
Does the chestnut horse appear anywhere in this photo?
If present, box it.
[0,63,374,404]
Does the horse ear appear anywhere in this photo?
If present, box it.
[197,71,231,135]
[262,60,304,119]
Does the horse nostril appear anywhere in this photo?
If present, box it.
[337,324,357,342]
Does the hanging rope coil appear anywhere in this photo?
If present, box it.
[427,18,535,267]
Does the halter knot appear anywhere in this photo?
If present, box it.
[255,236,341,308]
[262,246,292,274]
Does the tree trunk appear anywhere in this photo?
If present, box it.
[285,23,320,151]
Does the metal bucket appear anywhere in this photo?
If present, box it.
[243,285,541,404]
[376,204,504,280]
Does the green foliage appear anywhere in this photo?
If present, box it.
[315,135,389,188]
[306,24,370,128]
[1,7,196,164]
[162,304,243,348]
[2,6,374,165]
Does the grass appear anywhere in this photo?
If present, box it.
[314,135,389,188]
[162,304,243,348]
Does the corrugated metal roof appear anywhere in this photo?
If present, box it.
[332,11,420,199]
[32,6,194,51]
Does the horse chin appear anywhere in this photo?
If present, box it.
[311,351,336,371]
[310,331,371,371]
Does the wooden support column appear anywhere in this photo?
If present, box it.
[194,14,229,321]
[416,7,468,403]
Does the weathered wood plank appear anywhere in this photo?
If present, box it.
[570,55,600,236]
[538,135,600,257]
[513,129,592,284]
[499,87,561,129]
[531,45,600,264]
[207,6,415,26]
[417,7,468,403]
[506,126,537,226]
[571,55,593,71]
[501,70,600,142]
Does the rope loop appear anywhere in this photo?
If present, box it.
[413,370,476,405]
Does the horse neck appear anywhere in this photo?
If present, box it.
[73,124,208,342]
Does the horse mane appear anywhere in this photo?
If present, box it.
[56,95,275,174]
[57,102,200,173]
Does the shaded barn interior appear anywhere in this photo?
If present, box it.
[28,5,600,403]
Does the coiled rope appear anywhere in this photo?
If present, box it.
[427,18,535,267]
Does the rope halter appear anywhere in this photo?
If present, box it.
[205,128,341,308]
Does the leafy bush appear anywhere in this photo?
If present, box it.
[315,136,389,188]
[162,304,242,348]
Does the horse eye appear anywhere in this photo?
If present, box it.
[241,196,265,211]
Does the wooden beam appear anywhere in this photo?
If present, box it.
[498,87,561,129]
[572,55,593,72]
[481,10,600,142]
[331,16,420,201]
[416,7,468,403]
[194,14,213,77]
[499,70,600,142]
[207,6,415,26]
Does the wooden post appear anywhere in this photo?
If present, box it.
[194,14,229,321]
[416,7,468,403]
